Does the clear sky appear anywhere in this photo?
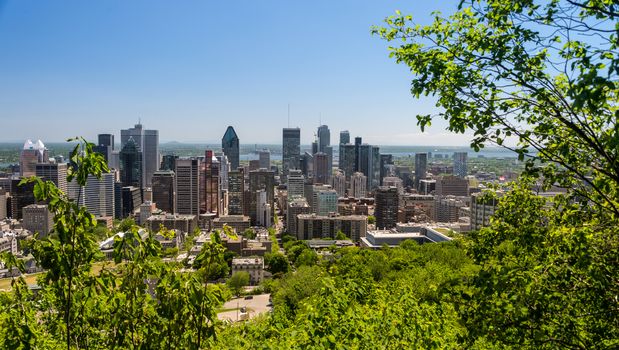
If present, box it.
[0,0,469,145]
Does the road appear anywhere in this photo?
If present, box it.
[217,293,272,323]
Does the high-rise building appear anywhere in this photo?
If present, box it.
[371,146,381,190]
[161,154,178,172]
[119,137,142,188]
[0,189,6,220]
[286,197,310,236]
[312,189,338,216]
[121,123,144,152]
[354,137,362,172]
[470,191,499,230]
[10,179,35,220]
[453,152,468,178]
[287,169,305,200]
[317,125,330,153]
[414,153,428,190]
[222,126,240,169]
[94,134,115,166]
[152,170,175,213]
[121,186,142,218]
[339,144,356,180]
[255,190,272,227]
[350,172,367,199]
[296,214,367,241]
[36,163,68,194]
[282,128,301,180]
[300,152,313,178]
[98,134,114,149]
[175,158,200,216]
[228,168,245,215]
[383,177,404,195]
[249,169,275,226]
[358,144,380,191]
[21,140,48,177]
[143,129,160,187]
[375,186,399,229]
[331,170,346,197]
[313,152,330,185]
[84,173,115,218]
[258,150,270,169]
[380,154,394,185]
[204,150,220,215]
[339,130,350,145]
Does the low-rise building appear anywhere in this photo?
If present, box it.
[360,223,453,249]
[145,214,198,234]
[231,257,264,285]
[296,214,367,241]
[212,215,251,233]
[22,204,53,237]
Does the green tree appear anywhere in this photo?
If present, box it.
[335,230,348,240]
[367,215,376,225]
[227,271,250,297]
[242,228,256,239]
[265,252,289,275]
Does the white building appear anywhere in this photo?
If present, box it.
[231,257,264,285]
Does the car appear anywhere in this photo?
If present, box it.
[244,295,253,300]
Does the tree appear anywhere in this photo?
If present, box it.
[335,230,348,240]
[367,215,376,225]
[265,252,289,275]
[373,0,619,219]
[242,228,256,239]
[227,271,250,297]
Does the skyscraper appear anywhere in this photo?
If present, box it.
[339,130,350,145]
[339,144,356,180]
[119,137,142,188]
[36,163,68,194]
[143,129,159,187]
[175,158,200,216]
[84,173,115,218]
[204,150,220,215]
[21,139,48,177]
[380,154,394,185]
[331,170,346,197]
[282,128,301,180]
[313,152,330,185]
[300,151,313,178]
[350,172,367,199]
[414,153,428,190]
[160,154,178,172]
[317,125,330,153]
[228,167,245,215]
[287,169,305,200]
[258,150,270,170]
[249,169,275,226]
[375,186,399,229]
[312,189,338,216]
[222,126,240,169]
[354,137,362,172]
[152,170,175,214]
[453,152,468,178]
[94,134,114,165]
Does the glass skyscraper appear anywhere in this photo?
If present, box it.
[222,126,240,169]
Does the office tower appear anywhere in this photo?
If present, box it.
[228,168,245,215]
[175,158,200,216]
[121,123,144,151]
[414,153,428,190]
[371,146,381,190]
[121,186,142,218]
[98,134,114,149]
[255,190,272,227]
[94,134,114,165]
[470,191,499,230]
[10,179,35,220]
[287,169,305,200]
[354,137,362,172]
[339,144,356,180]
[119,137,142,188]
[258,150,270,170]
[350,172,367,199]
[436,175,469,197]
[109,151,120,170]
[311,141,318,155]
[249,160,261,171]
[84,173,115,218]
[357,144,376,191]
[317,125,330,153]
[300,152,313,178]
[22,204,53,237]
[161,154,178,172]
[313,152,330,185]
[331,170,346,197]
[222,126,240,169]
[249,169,275,226]
[0,189,6,220]
[217,154,230,191]
[67,178,86,207]
[114,182,122,219]
[143,129,160,187]
[282,128,301,180]
[36,163,68,194]
[380,154,394,185]
[453,152,468,178]
[312,188,338,216]
[339,130,350,145]
[152,170,175,213]
[21,139,48,177]
[435,196,467,222]
[375,186,399,229]
[325,145,333,178]
[205,150,220,214]
[286,197,310,236]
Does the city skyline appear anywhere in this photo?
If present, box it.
[0,1,472,146]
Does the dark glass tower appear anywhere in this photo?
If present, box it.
[119,137,142,188]
[282,128,301,180]
[222,126,240,169]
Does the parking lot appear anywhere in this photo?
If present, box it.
[217,293,272,322]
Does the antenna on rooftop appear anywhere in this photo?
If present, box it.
[319,112,322,126]
[287,103,290,128]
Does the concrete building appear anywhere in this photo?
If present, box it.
[435,196,468,222]
[350,172,367,199]
[255,190,272,227]
[0,189,6,220]
[212,215,251,233]
[419,179,436,195]
[204,150,220,215]
[139,201,156,225]
[145,213,198,234]
[231,257,264,285]
[360,224,452,249]
[331,170,346,198]
[414,153,427,191]
[249,169,275,226]
[84,173,115,218]
[287,169,305,200]
[313,152,330,185]
[375,186,399,229]
[339,143,356,180]
[258,150,270,169]
[282,128,301,181]
[20,140,48,177]
[22,204,53,237]
[228,168,245,215]
[382,176,404,195]
[296,213,367,241]
[152,170,175,214]
[470,192,499,230]
[286,197,311,236]
[0,233,18,255]
[175,158,201,216]
[121,123,159,188]
[436,175,469,197]
[222,126,240,169]
[35,163,68,194]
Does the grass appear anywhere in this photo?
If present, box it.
[0,261,117,291]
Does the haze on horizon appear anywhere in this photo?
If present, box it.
[0,0,471,146]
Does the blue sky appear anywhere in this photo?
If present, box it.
[0,0,467,145]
